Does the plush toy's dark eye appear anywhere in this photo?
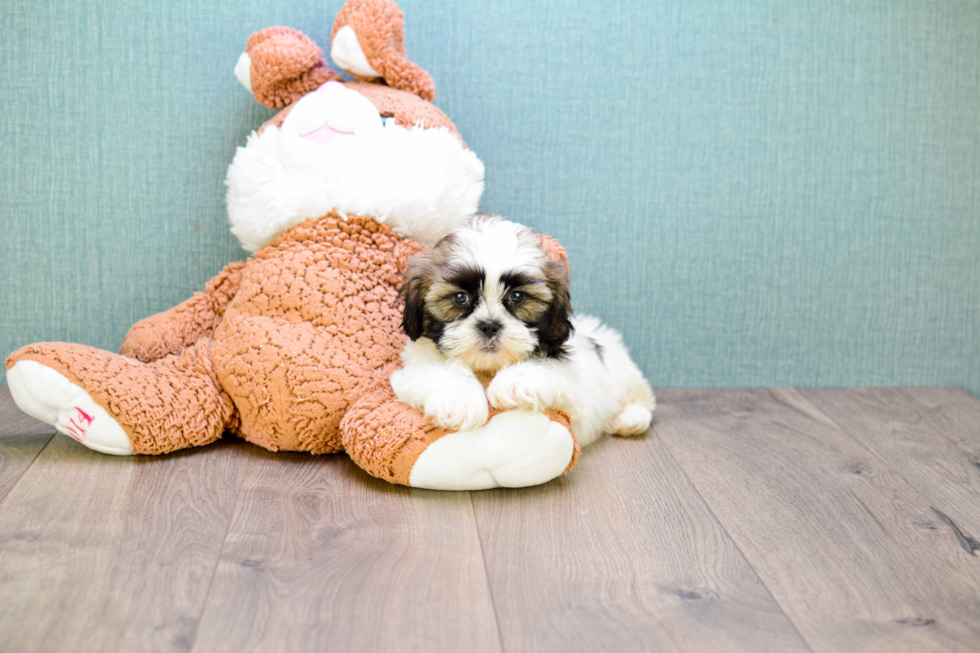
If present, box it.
[452,291,471,306]
[507,290,526,306]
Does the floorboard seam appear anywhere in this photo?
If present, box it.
[0,432,55,511]
[653,423,818,653]
[469,492,507,653]
[797,388,980,544]
[185,451,249,653]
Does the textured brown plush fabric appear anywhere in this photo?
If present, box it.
[7,340,236,455]
[260,82,461,140]
[244,0,442,123]
[6,213,581,481]
[345,82,460,137]
[8,214,418,456]
[340,362,452,484]
[243,1,452,136]
[245,27,342,110]
[212,213,421,454]
[121,262,246,363]
[331,0,436,101]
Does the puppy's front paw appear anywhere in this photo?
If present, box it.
[487,366,560,412]
[424,383,489,432]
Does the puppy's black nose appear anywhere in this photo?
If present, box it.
[478,320,502,338]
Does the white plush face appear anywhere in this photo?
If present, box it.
[225,81,484,252]
[401,216,573,374]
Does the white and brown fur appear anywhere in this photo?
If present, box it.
[390,215,655,446]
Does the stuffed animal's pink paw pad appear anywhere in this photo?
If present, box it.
[7,360,133,456]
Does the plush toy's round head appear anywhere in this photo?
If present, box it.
[226,0,484,253]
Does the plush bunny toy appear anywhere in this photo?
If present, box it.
[6,0,579,490]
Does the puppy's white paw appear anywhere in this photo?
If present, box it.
[486,365,560,412]
[611,402,653,437]
[424,383,489,432]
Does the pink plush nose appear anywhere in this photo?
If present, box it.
[303,82,353,145]
[303,124,350,145]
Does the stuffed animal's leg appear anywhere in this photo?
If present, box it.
[6,339,236,455]
[342,379,579,490]
[405,410,578,490]
[120,262,246,363]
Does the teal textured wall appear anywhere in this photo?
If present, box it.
[2,1,978,393]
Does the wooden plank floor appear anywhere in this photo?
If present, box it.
[1,386,979,652]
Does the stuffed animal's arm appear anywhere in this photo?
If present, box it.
[120,262,246,363]
[341,365,580,490]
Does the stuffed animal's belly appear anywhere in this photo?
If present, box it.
[211,256,405,453]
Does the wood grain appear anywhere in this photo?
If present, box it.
[655,388,980,653]
[0,386,55,505]
[190,450,501,653]
[470,433,809,653]
[0,435,249,653]
[804,387,980,538]
[5,388,980,652]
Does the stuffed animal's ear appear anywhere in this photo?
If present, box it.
[538,235,570,281]
[330,0,436,101]
[236,27,339,109]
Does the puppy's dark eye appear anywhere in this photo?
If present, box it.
[507,290,526,306]
[452,291,471,306]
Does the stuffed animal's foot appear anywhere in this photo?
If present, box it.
[408,410,574,490]
[343,382,579,489]
[7,360,133,455]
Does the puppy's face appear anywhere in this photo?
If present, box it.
[400,216,573,373]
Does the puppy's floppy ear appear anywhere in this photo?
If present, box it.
[399,253,434,341]
[399,234,455,340]
[399,273,427,341]
[536,257,574,357]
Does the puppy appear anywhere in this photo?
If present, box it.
[390,215,655,447]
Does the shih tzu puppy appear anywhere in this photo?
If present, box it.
[389,215,655,447]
